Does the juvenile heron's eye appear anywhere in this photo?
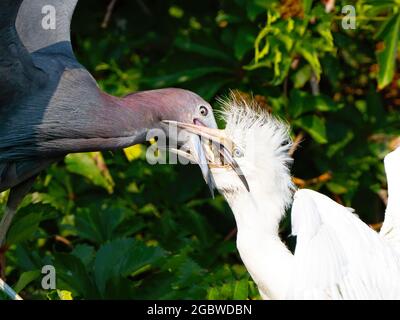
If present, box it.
[199,106,208,116]
[233,147,243,158]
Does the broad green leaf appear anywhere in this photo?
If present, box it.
[7,211,55,244]
[72,244,96,268]
[327,130,354,157]
[141,67,232,88]
[375,13,400,89]
[313,95,340,112]
[65,153,115,194]
[364,0,396,5]
[233,278,249,300]
[246,1,265,21]
[207,287,220,300]
[54,253,98,298]
[289,89,309,118]
[94,238,164,296]
[303,0,313,15]
[220,282,234,299]
[180,208,213,246]
[175,37,233,62]
[296,42,322,80]
[14,270,41,293]
[27,192,67,212]
[292,65,312,89]
[193,78,232,100]
[14,245,43,271]
[289,90,339,118]
[235,28,256,60]
[294,115,328,144]
[327,182,348,194]
[75,207,126,244]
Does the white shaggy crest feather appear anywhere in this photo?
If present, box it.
[217,94,295,210]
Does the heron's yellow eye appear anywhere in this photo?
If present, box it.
[199,106,208,116]
[233,147,243,158]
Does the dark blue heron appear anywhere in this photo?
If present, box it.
[0,0,249,255]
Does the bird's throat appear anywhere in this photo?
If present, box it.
[220,180,294,299]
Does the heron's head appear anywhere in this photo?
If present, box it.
[124,88,249,193]
[175,96,293,199]
[124,88,217,129]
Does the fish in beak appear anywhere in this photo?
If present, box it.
[162,120,250,193]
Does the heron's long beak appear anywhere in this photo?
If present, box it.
[162,121,250,192]
[189,134,216,197]
[159,132,216,197]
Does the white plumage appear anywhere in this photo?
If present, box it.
[210,98,400,300]
[380,148,400,255]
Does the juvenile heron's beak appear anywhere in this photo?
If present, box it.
[162,121,250,192]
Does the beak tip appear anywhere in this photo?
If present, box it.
[242,178,250,192]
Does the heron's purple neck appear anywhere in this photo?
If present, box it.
[38,91,170,156]
[97,93,164,146]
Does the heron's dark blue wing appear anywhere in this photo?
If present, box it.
[0,158,58,193]
[0,0,46,106]
[15,0,78,58]
[0,0,79,106]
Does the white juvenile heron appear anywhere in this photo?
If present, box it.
[176,98,400,299]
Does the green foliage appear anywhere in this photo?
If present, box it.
[1,0,399,300]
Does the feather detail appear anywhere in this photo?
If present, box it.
[216,93,295,211]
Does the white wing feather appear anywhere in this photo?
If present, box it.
[290,189,400,299]
[380,147,400,254]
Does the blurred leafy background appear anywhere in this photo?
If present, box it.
[1,0,400,300]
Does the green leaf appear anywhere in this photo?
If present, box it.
[234,28,256,60]
[313,95,341,112]
[326,182,348,194]
[175,37,233,62]
[289,89,309,118]
[303,0,313,15]
[233,278,249,300]
[289,90,339,118]
[54,253,97,298]
[294,115,328,144]
[94,238,164,296]
[376,13,400,89]
[246,1,265,21]
[7,211,55,244]
[14,270,41,293]
[292,65,313,88]
[364,0,396,6]
[65,153,115,194]
[296,42,322,80]
[72,244,96,268]
[191,77,232,100]
[75,207,126,244]
[207,287,220,300]
[141,67,232,88]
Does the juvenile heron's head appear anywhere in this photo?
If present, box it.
[210,98,294,198]
[175,95,294,201]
